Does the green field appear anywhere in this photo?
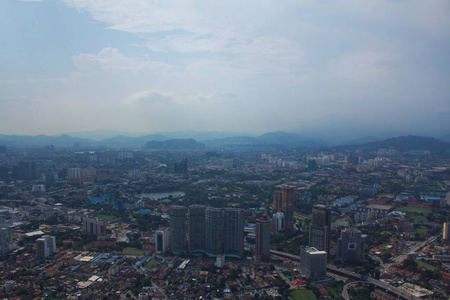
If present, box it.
[95,214,116,221]
[396,207,429,222]
[397,207,430,214]
[290,290,317,300]
[415,259,436,271]
[144,259,156,268]
[415,228,428,235]
[121,247,144,255]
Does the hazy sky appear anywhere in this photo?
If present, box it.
[1,0,449,137]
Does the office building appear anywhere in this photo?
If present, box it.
[36,235,56,260]
[300,246,327,281]
[255,216,271,262]
[272,186,295,230]
[188,205,206,253]
[169,206,187,255]
[155,227,169,254]
[444,223,450,240]
[83,217,106,240]
[309,205,331,255]
[336,227,365,263]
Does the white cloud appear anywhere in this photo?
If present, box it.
[71,47,170,73]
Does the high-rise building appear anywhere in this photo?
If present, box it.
[188,205,206,253]
[223,208,245,258]
[272,186,295,231]
[67,167,82,179]
[337,228,365,263]
[169,206,187,255]
[205,208,225,257]
[83,217,106,240]
[36,235,56,260]
[309,205,331,256]
[0,228,12,256]
[155,227,169,254]
[15,161,37,180]
[203,208,244,258]
[255,216,271,262]
[300,246,327,281]
[443,223,450,241]
[271,212,285,233]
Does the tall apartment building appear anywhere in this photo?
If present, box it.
[272,186,295,230]
[443,223,450,240]
[169,206,187,255]
[188,205,206,253]
[0,228,12,256]
[271,212,285,233]
[255,216,271,262]
[300,246,327,281]
[205,208,225,257]
[336,227,365,263]
[83,217,106,240]
[309,205,331,255]
[223,208,245,258]
[15,161,37,180]
[67,167,82,179]
[36,235,56,260]
[155,227,169,254]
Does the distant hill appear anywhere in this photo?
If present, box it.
[99,134,166,147]
[204,131,326,148]
[338,135,450,154]
[441,134,450,143]
[0,134,93,147]
[144,139,206,150]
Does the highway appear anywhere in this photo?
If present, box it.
[270,249,421,300]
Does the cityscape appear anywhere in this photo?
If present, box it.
[1,1,450,299]
[0,133,449,299]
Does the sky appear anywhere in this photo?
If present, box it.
[0,0,449,139]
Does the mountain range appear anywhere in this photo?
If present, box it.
[0,131,449,153]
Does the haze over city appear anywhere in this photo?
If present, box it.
[1,0,449,139]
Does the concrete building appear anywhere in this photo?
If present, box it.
[204,208,245,258]
[67,167,82,179]
[300,246,327,281]
[272,186,295,230]
[36,235,56,260]
[83,217,106,240]
[0,227,12,256]
[188,205,206,253]
[216,254,225,268]
[205,208,224,257]
[223,208,245,258]
[255,216,271,262]
[138,292,149,300]
[309,205,331,256]
[336,227,365,263]
[443,223,449,241]
[155,227,169,254]
[169,206,187,255]
[271,212,285,232]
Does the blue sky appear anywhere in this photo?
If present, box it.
[1,0,449,139]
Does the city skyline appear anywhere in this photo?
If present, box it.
[1,0,449,137]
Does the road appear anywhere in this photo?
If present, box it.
[270,249,421,300]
